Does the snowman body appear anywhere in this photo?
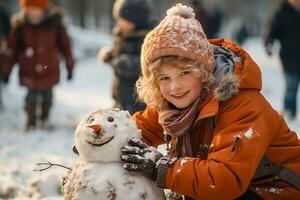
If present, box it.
[63,108,165,200]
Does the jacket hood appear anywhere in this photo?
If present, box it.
[210,38,262,102]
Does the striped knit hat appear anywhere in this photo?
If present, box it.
[141,3,215,77]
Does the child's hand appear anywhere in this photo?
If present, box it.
[120,137,163,180]
[98,47,113,63]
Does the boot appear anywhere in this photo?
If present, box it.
[40,102,54,130]
[25,103,37,131]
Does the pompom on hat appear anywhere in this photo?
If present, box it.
[141,3,216,77]
[19,0,49,10]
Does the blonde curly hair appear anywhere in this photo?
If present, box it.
[136,56,215,108]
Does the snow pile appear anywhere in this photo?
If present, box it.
[28,173,63,199]
[0,130,75,199]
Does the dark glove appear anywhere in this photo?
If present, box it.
[120,137,163,180]
[98,47,113,63]
[67,71,73,81]
[1,76,9,84]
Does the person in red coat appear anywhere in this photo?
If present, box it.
[1,0,74,131]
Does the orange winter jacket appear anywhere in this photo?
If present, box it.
[133,39,300,199]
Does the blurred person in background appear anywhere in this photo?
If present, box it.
[234,23,250,46]
[0,0,74,131]
[0,0,11,110]
[264,0,300,120]
[99,0,154,114]
[191,0,222,39]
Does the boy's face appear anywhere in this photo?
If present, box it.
[24,6,44,20]
[157,60,202,109]
[117,17,136,32]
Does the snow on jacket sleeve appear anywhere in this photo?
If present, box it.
[163,90,279,200]
[132,107,165,148]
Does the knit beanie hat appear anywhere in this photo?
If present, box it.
[19,0,49,10]
[113,0,151,27]
[141,3,215,77]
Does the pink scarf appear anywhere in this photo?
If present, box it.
[158,97,201,157]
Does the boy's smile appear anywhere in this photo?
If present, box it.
[157,60,202,109]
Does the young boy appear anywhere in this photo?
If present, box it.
[120,4,300,200]
[1,0,74,131]
[99,0,154,114]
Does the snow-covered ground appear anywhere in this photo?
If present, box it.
[0,29,299,199]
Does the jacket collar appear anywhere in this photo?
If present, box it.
[197,92,219,120]
[197,38,262,120]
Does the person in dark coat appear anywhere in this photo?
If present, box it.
[1,0,75,131]
[264,0,300,120]
[99,0,153,114]
[0,0,11,109]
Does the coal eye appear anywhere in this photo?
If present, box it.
[107,116,114,122]
[89,118,95,123]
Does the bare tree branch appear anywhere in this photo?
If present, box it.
[34,161,72,171]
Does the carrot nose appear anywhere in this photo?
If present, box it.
[88,124,102,135]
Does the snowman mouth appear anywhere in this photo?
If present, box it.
[87,136,114,146]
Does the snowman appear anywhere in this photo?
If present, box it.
[62,108,165,200]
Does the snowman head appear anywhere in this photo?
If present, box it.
[74,108,141,162]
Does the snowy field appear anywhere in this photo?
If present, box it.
[0,29,299,199]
